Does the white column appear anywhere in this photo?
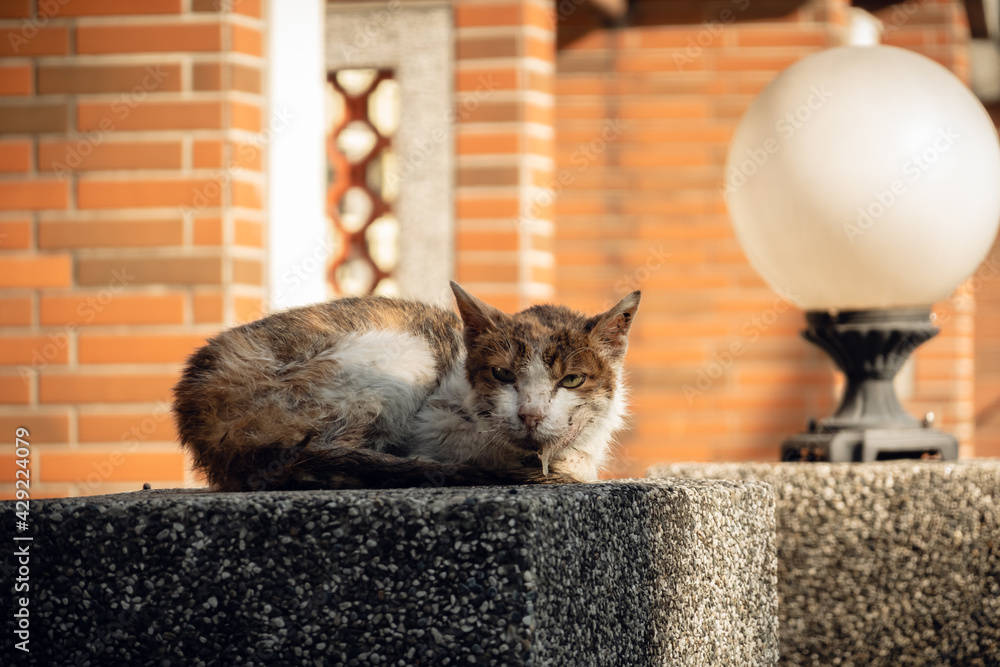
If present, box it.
[266,0,330,311]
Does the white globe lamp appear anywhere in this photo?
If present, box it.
[725,44,1000,461]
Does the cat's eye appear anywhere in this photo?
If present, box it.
[559,374,585,389]
[491,367,516,384]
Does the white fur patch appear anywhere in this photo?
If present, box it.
[331,330,437,386]
[302,330,440,451]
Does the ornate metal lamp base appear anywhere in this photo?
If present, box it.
[780,308,958,462]
[781,426,958,462]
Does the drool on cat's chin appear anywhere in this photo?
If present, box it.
[490,398,596,457]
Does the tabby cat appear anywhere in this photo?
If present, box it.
[173,282,640,491]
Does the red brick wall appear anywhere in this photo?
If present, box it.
[454,0,556,310]
[974,232,1000,457]
[0,0,266,497]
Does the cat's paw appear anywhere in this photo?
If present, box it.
[519,467,581,484]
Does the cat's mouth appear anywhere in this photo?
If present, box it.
[515,422,584,454]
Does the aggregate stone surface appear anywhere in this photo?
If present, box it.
[2,480,777,666]
[650,461,1000,667]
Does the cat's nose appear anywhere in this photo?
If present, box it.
[518,409,543,431]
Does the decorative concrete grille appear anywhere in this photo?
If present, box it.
[325,68,402,297]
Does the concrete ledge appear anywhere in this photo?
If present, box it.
[3,480,777,666]
[649,461,1000,666]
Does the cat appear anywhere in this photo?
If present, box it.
[172,282,640,491]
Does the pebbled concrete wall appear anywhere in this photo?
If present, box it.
[2,479,777,666]
[650,461,1000,667]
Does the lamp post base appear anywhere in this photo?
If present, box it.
[781,426,958,462]
[782,307,959,462]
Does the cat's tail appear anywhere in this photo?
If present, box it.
[205,435,578,491]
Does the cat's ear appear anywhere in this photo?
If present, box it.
[451,281,506,337]
[589,291,640,359]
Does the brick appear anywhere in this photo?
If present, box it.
[554,104,607,121]
[0,64,31,95]
[526,134,551,156]
[0,27,68,56]
[0,256,71,288]
[39,373,178,404]
[457,131,520,155]
[77,23,221,54]
[0,140,31,172]
[40,294,185,327]
[458,101,519,124]
[636,28,716,49]
[77,101,223,132]
[0,220,31,249]
[231,100,261,131]
[76,257,223,286]
[234,295,263,323]
[458,231,520,252]
[715,54,803,72]
[193,140,223,168]
[0,103,67,134]
[193,218,222,245]
[39,220,183,249]
[230,63,262,93]
[193,292,222,323]
[616,53,705,72]
[457,166,520,187]
[192,62,222,91]
[79,334,206,365]
[233,180,262,209]
[232,0,262,17]
[39,141,183,172]
[39,450,186,483]
[234,219,263,247]
[0,0,29,17]
[457,259,519,283]
[457,36,519,59]
[525,35,553,62]
[193,0,262,17]
[41,0,180,17]
[617,126,732,144]
[619,100,709,119]
[455,2,521,27]
[457,197,520,219]
[232,24,262,56]
[530,263,554,284]
[0,297,32,326]
[524,1,553,30]
[232,259,262,285]
[0,335,70,365]
[37,64,181,95]
[736,28,829,47]
[457,68,518,91]
[79,412,178,444]
[0,180,68,211]
[527,70,552,96]
[525,102,553,126]
[0,376,29,405]
[193,62,261,93]
[0,414,70,444]
[77,178,222,209]
[231,141,262,170]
